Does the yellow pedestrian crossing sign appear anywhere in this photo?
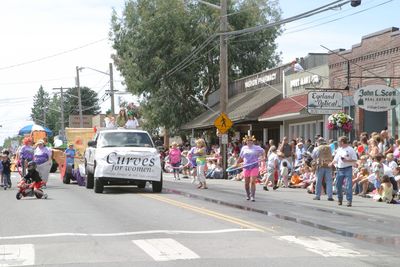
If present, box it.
[214,112,233,134]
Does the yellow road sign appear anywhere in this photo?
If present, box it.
[214,113,233,134]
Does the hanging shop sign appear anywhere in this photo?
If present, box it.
[353,85,400,112]
[307,91,343,114]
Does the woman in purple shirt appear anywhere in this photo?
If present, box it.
[237,135,265,201]
[34,139,52,186]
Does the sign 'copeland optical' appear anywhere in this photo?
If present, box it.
[307,91,343,114]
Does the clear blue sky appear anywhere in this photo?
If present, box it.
[0,0,398,145]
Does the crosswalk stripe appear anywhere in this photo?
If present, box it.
[133,238,200,261]
[0,244,35,266]
[276,236,365,257]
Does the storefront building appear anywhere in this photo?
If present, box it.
[181,64,291,145]
[259,54,331,141]
[329,27,400,138]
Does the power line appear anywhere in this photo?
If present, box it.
[221,0,350,37]
[168,43,220,79]
[164,1,351,78]
[0,38,107,71]
[164,34,219,78]
[282,0,378,32]
[284,0,393,35]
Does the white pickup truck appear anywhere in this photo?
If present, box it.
[84,129,162,193]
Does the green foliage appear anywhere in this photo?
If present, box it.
[46,94,62,137]
[110,0,281,133]
[31,85,50,124]
[2,136,22,150]
[29,86,100,137]
[64,87,101,118]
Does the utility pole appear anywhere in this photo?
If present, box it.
[76,66,83,128]
[109,63,115,115]
[220,0,228,179]
[53,87,65,140]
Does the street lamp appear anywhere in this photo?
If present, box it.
[77,63,116,115]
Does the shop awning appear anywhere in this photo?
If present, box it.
[259,94,308,121]
[181,86,282,130]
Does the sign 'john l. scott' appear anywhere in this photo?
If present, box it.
[353,85,400,112]
[307,91,343,114]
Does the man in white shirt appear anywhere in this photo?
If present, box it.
[329,136,357,207]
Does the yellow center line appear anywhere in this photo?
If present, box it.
[142,194,276,233]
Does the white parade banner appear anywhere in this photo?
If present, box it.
[94,149,161,181]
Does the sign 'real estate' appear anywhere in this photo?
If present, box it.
[353,85,400,112]
[307,91,343,114]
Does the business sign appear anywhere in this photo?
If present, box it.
[307,91,343,114]
[290,75,321,90]
[353,85,400,112]
[245,72,277,88]
[69,115,93,128]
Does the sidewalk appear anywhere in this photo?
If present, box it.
[163,173,400,246]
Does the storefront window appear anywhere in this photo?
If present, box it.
[288,121,323,141]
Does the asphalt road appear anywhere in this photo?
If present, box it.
[0,171,399,266]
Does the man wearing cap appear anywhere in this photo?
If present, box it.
[329,136,357,207]
[65,143,76,169]
[312,138,334,201]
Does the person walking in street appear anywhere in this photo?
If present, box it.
[236,135,265,201]
[189,139,207,189]
[65,143,76,169]
[264,146,279,191]
[34,139,52,187]
[312,138,334,201]
[330,136,357,207]
[169,142,182,180]
[2,151,11,190]
[18,137,34,177]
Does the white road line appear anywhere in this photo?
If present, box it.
[276,236,365,257]
[133,238,200,261]
[0,244,35,266]
[0,228,259,240]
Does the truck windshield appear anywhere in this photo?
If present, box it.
[97,132,154,148]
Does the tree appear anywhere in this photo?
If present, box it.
[64,87,101,117]
[46,94,62,136]
[31,86,50,125]
[110,0,282,134]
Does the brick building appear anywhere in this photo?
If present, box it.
[329,27,400,138]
